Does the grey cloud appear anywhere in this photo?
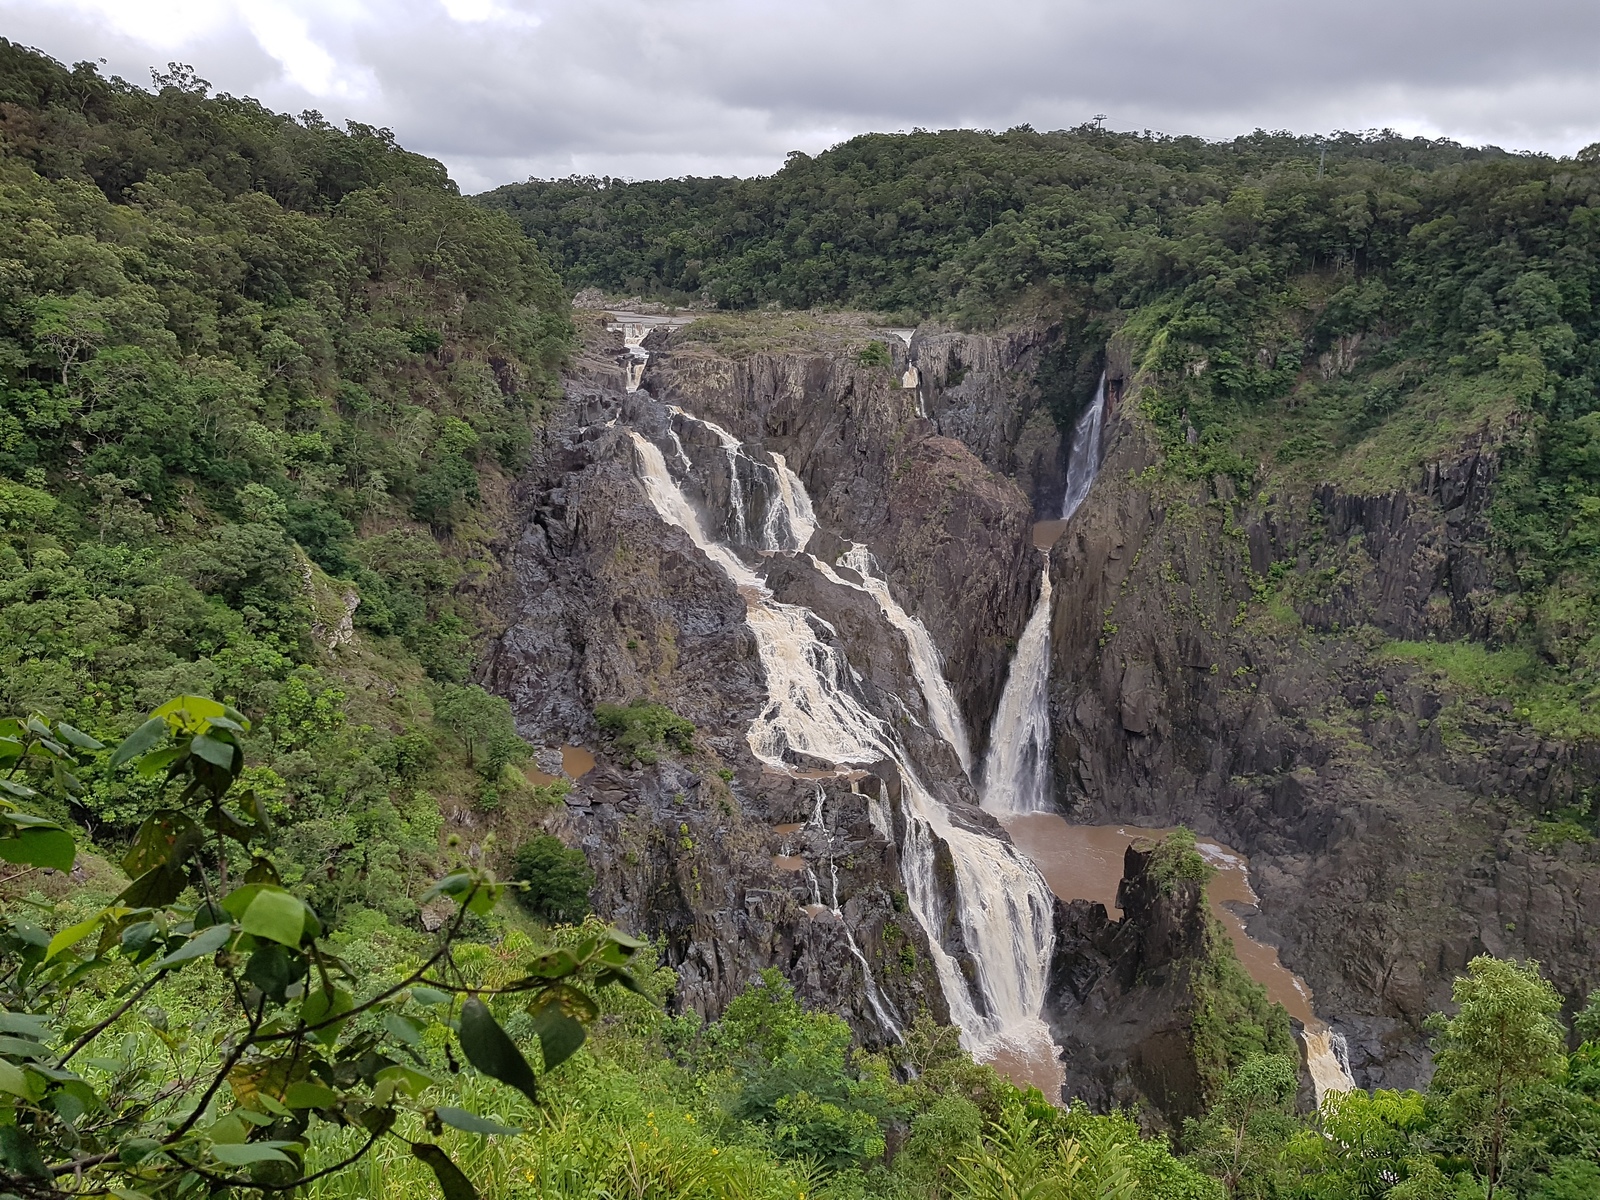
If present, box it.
[3,0,1599,192]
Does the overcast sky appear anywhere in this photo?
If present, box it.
[4,0,1599,193]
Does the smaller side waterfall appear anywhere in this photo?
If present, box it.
[1060,374,1106,521]
[979,570,1054,815]
[807,786,904,1039]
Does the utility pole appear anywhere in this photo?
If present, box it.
[1093,113,1107,132]
[1318,141,1327,178]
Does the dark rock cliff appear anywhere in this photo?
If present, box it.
[641,327,1044,757]
[1049,401,1600,1088]
[480,323,1046,1040]
[1046,843,1213,1129]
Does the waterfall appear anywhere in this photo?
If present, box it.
[627,412,1054,1060]
[979,570,1054,815]
[807,539,973,772]
[620,321,649,392]
[1303,1025,1356,1101]
[1060,373,1106,521]
[807,786,904,1039]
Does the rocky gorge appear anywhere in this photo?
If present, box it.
[481,309,1600,1120]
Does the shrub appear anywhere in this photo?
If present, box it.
[512,834,596,923]
[1146,826,1213,894]
[594,700,695,763]
[857,339,892,368]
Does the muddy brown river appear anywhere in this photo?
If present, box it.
[1001,813,1354,1099]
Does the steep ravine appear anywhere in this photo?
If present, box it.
[1048,384,1600,1089]
[487,314,1600,1099]
[483,320,1055,1054]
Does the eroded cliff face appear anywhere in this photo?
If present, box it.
[481,324,1045,1039]
[1049,400,1600,1088]
[1046,845,1213,1130]
[641,326,1047,756]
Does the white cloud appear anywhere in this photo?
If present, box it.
[4,0,1598,189]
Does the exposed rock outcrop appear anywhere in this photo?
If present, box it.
[1049,402,1600,1088]
[1046,843,1213,1129]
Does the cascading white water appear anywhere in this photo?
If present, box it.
[806,786,904,1039]
[979,570,1054,815]
[1060,374,1106,521]
[628,413,1055,1060]
[808,540,973,772]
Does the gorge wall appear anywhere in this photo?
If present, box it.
[482,312,1600,1096]
[481,318,1052,1046]
[1050,390,1600,1089]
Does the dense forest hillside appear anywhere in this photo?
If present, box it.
[0,38,570,918]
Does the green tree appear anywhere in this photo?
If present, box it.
[1426,956,1567,1198]
[510,834,595,924]
[1281,1087,1429,1198]
[1184,1053,1300,1198]
[434,685,530,780]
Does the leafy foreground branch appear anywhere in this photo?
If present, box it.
[0,696,644,1200]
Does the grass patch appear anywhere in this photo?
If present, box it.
[1381,639,1600,741]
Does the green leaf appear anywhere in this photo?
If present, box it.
[190,732,236,769]
[528,988,591,1071]
[410,986,451,1007]
[457,997,539,1105]
[110,717,168,767]
[122,811,201,876]
[46,914,102,961]
[0,1035,48,1059]
[524,949,579,979]
[150,921,232,969]
[134,746,186,778]
[244,943,304,1001]
[208,1141,298,1166]
[240,887,307,946]
[0,1012,52,1039]
[434,1107,519,1136]
[384,1012,424,1046]
[421,871,473,904]
[301,986,354,1045]
[0,1126,48,1179]
[0,778,38,799]
[0,1059,29,1098]
[411,1142,480,1200]
[375,1064,435,1098]
[120,921,159,957]
[152,695,226,728]
[0,825,73,871]
[118,862,187,908]
[117,1138,163,1167]
[56,723,104,752]
[596,967,648,996]
[283,1081,339,1109]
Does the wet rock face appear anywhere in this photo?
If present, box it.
[1045,845,1211,1130]
[642,333,1041,759]
[1048,405,1600,1089]
[913,328,1066,516]
[481,328,1048,1041]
